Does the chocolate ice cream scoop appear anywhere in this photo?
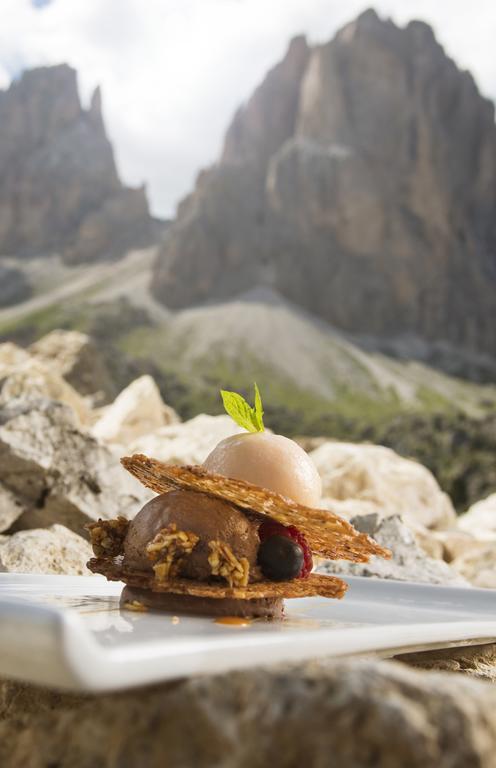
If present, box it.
[123,490,261,582]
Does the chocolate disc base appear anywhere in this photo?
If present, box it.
[120,585,284,619]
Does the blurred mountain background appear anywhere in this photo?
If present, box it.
[0,7,495,509]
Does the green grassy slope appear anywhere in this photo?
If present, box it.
[1,254,495,510]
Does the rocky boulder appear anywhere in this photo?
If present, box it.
[0,524,91,575]
[451,542,496,589]
[319,513,467,585]
[153,10,496,361]
[0,399,150,535]
[129,413,245,465]
[29,329,118,402]
[2,659,496,767]
[397,642,496,682]
[0,342,30,370]
[92,375,179,446]
[0,358,91,426]
[0,65,153,262]
[429,529,482,562]
[0,484,25,533]
[312,441,456,530]
[458,493,496,539]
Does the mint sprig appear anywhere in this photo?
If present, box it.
[220,383,265,433]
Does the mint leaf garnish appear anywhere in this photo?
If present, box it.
[220,383,265,433]
[253,382,264,431]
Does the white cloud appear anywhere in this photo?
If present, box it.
[1,0,495,217]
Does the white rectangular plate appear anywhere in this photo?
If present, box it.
[0,573,495,692]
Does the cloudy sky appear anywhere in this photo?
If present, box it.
[1,0,495,217]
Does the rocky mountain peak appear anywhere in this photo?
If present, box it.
[342,7,383,33]
[153,10,496,362]
[0,64,153,263]
[88,84,105,131]
[221,34,310,167]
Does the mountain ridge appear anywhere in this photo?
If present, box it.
[153,9,496,361]
[0,64,154,263]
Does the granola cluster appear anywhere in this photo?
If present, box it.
[208,540,250,588]
[87,516,129,557]
[146,524,199,582]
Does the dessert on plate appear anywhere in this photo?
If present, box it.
[87,385,390,618]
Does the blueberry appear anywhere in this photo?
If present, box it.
[257,535,304,581]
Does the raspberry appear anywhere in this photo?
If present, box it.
[259,520,313,578]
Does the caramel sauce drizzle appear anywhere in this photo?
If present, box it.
[214,616,251,626]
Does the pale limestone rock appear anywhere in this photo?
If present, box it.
[0,399,150,535]
[451,542,496,588]
[130,413,245,465]
[319,514,467,585]
[320,497,444,561]
[0,343,30,372]
[0,524,91,575]
[2,659,496,767]
[0,359,91,425]
[411,525,446,561]
[0,484,25,533]
[92,375,179,446]
[312,441,456,530]
[397,642,496,682]
[458,494,496,540]
[320,497,380,519]
[29,329,117,401]
[431,529,482,562]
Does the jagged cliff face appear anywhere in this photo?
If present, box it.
[0,65,153,263]
[153,10,496,358]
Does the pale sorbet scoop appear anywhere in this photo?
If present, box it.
[203,431,322,507]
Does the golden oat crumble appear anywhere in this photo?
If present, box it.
[208,540,250,588]
[87,516,129,557]
[146,523,199,582]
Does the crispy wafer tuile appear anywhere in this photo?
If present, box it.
[86,516,129,558]
[146,524,199,582]
[121,455,391,563]
[208,540,250,587]
[88,555,347,600]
